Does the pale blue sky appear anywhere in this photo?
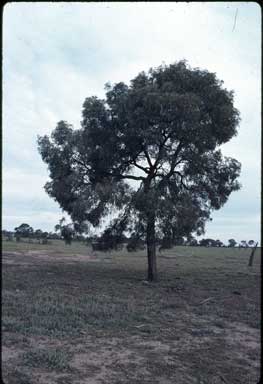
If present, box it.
[3,2,261,244]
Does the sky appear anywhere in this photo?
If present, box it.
[3,2,261,244]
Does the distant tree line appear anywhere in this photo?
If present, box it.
[197,238,257,248]
[2,225,258,252]
[2,222,86,245]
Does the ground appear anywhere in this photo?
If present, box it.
[2,240,261,384]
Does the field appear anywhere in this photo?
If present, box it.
[2,240,261,384]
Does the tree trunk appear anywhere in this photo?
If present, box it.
[146,213,157,282]
[248,242,258,267]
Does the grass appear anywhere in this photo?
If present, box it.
[2,238,90,254]
[2,240,261,384]
[22,348,72,371]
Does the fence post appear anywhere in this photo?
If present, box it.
[248,242,258,267]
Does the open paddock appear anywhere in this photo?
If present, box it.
[2,241,261,384]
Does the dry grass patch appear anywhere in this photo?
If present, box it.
[2,242,261,383]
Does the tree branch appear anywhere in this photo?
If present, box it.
[133,161,150,174]
[110,173,145,181]
[143,149,153,168]
[152,134,171,172]
[73,150,148,181]
[161,141,184,179]
[72,155,91,172]
[173,171,190,190]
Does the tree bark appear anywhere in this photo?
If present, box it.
[146,212,157,281]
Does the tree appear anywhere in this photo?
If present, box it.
[188,237,198,247]
[54,224,62,234]
[54,218,74,245]
[35,229,43,244]
[228,238,237,247]
[14,223,34,242]
[215,239,224,247]
[184,234,197,246]
[41,231,49,244]
[48,232,61,240]
[38,60,241,281]
[60,226,73,245]
[240,240,248,248]
[248,240,255,247]
[199,238,217,247]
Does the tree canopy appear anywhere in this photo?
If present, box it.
[228,238,237,247]
[14,223,34,239]
[38,60,241,281]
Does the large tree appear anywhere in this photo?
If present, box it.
[14,223,34,242]
[228,238,237,247]
[38,60,241,281]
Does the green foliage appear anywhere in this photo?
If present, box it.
[38,60,241,258]
[199,238,219,247]
[240,240,248,248]
[188,237,198,246]
[215,239,224,247]
[14,223,34,239]
[228,238,237,247]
